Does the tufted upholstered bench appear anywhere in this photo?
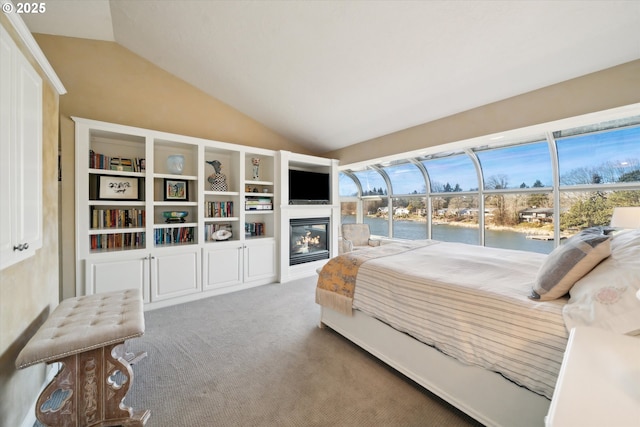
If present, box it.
[15,289,149,427]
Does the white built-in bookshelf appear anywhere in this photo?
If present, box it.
[75,117,339,308]
[75,117,278,309]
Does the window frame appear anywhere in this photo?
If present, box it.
[339,104,640,251]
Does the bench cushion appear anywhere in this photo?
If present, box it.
[16,289,145,369]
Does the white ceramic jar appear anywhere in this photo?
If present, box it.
[166,154,185,174]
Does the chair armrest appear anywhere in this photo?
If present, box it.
[341,238,354,253]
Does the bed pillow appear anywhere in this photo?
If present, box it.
[529,228,612,301]
[562,229,640,335]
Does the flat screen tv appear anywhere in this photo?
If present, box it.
[289,170,330,204]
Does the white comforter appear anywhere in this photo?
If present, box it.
[352,241,568,399]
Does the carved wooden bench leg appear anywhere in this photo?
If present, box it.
[36,355,76,427]
[35,341,149,427]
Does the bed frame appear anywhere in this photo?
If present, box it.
[319,306,551,427]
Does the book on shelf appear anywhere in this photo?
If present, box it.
[91,208,145,229]
[110,157,121,171]
[245,197,272,211]
[245,222,265,237]
[90,232,145,250]
[89,149,145,172]
[155,226,195,245]
[120,158,133,172]
[205,201,234,218]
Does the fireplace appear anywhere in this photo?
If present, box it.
[289,217,330,265]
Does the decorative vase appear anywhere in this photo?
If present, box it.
[251,157,260,180]
[206,159,228,191]
[167,154,185,175]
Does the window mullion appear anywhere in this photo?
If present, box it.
[547,132,561,248]
[465,148,484,246]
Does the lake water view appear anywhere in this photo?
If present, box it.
[343,215,555,254]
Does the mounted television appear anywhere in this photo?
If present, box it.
[289,169,330,204]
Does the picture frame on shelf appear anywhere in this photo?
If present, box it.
[97,175,139,200]
[164,178,189,201]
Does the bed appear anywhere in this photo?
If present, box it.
[315,229,640,427]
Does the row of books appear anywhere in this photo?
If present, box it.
[91,208,145,229]
[154,227,195,245]
[245,197,273,211]
[204,223,233,242]
[89,150,146,172]
[205,201,234,218]
[245,222,266,237]
[90,232,145,250]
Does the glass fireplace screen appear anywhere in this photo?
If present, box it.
[289,217,330,265]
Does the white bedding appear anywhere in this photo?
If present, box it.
[351,242,568,399]
[563,229,640,335]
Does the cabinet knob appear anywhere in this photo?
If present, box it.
[13,243,28,251]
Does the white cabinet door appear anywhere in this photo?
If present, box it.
[244,239,276,282]
[151,248,201,301]
[203,244,243,290]
[0,25,42,270]
[0,28,14,267]
[85,255,150,303]
[14,48,43,253]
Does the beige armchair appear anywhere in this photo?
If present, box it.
[340,223,381,253]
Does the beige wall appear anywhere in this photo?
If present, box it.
[0,19,60,427]
[33,35,312,152]
[327,60,640,165]
[31,34,313,301]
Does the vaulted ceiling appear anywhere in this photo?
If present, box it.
[21,1,640,153]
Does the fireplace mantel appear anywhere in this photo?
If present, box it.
[278,152,339,283]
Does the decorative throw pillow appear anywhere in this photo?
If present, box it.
[529,229,612,301]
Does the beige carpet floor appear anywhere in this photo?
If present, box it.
[123,276,484,426]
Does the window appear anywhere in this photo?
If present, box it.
[421,152,477,192]
[340,201,357,224]
[475,140,552,189]
[422,153,480,243]
[484,193,554,254]
[557,123,640,186]
[392,196,427,240]
[338,108,640,252]
[363,198,388,236]
[339,172,359,197]
[382,162,425,195]
[352,169,387,196]
[432,195,479,245]
[559,190,640,235]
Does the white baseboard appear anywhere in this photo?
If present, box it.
[19,363,60,427]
